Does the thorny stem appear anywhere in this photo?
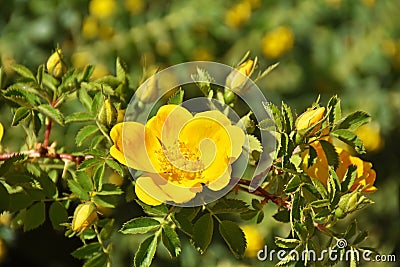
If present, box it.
[0,150,93,165]
[237,179,292,210]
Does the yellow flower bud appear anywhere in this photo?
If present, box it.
[72,202,97,232]
[46,49,66,78]
[295,107,325,131]
[98,98,117,128]
[225,60,254,90]
[137,74,158,104]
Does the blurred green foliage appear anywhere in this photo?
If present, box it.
[1,0,400,266]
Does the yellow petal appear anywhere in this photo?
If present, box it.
[194,110,231,126]
[159,182,198,204]
[207,165,232,191]
[224,125,245,161]
[110,122,160,172]
[146,105,192,146]
[0,123,3,143]
[135,174,170,205]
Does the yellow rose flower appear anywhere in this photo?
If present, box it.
[110,105,245,205]
[261,26,294,58]
[295,107,325,131]
[302,141,377,192]
[72,202,97,232]
[225,60,254,90]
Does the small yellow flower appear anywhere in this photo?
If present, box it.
[261,26,294,58]
[295,107,325,131]
[242,225,264,257]
[125,0,144,14]
[110,105,245,205]
[225,1,252,28]
[355,123,384,152]
[302,141,377,192]
[225,60,254,90]
[46,49,66,78]
[82,16,99,40]
[89,0,116,19]
[72,202,97,232]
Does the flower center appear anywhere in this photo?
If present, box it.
[156,140,204,182]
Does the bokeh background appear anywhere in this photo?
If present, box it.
[1,0,400,266]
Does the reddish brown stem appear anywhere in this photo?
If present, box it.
[43,119,53,148]
[237,179,291,210]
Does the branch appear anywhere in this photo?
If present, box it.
[0,149,93,165]
[237,179,291,210]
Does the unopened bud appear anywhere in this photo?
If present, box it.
[46,49,67,78]
[225,59,254,90]
[98,98,117,128]
[72,202,97,232]
[295,107,325,133]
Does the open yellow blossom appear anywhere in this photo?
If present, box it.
[302,141,377,192]
[110,105,245,205]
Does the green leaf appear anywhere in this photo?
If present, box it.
[78,88,93,111]
[76,125,99,146]
[277,133,288,158]
[307,145,318,168]
[352,230,368,245]
[37,173,58,198]
[162,225,181,257]
[37,104,64,125]
[105,159,124,176]
[24,202,45,231]
[49,202,68,230]
[13,64,36,81]
[285,175,302,193]
[0,154,26,177]
[76,171,93,192]
[310,178,328,199]
[310,199,330,208]
[191,67,212,96]
[97,183,123,195]
[341,165,357,192]
[219,220,246,259]
[331,129,365,154]
[319,140,339,169]
[12,107,30,126]
[71,242,102,259]
[78,158,104,171]
[291,194,303,222]
[192,213,213,254]
[327,95,341,124]
[78,65,95,83]
[116,57,127,81]
[91,92,103,115]
[176,207,201,221]
[68,179,90,200]
[273,209,290,223]
[275,237,300,249]
[83,252,108,267]
[93,163,105,191]
[4,86,41,106]
[8,191,33,212]
[168,88,184,104]
[172,213,194,236]
[0,182,10,212]
[282,102,293,132]
[344,221,357,241]
[100,219,114,240]
[65,112,94,123]
[240,209,259,220]
[136,200,168,217]
[293,222,308,242]
[211,199,248,214]
[92,195,118,208]
[37,64,44,85]
[335,111,370,131]
[263,102,283,132]
[134,235,158,267]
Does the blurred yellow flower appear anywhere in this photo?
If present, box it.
[125,0,144,15]
[0,122,3,144]
[92,64,110,80]
[361,0,375,7]
[295,107,325,133]
[242,225,264,257]
[302,141,377,192]
[82,16,99,40]
[261,26,294,58]
[72,202,97,232]
[110,105,245,205]
[225,1,252,28]
[89,0,116,19]
[192,47,213,61]
[355,123,384,152]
